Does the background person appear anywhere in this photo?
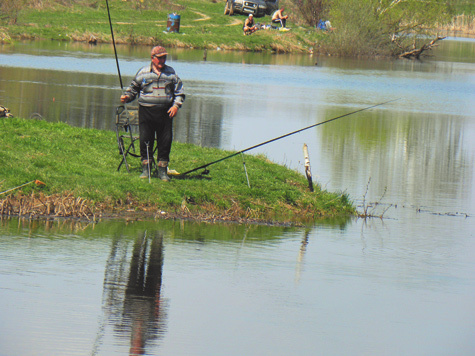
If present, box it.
[243,14,258,35]
[271,8,288,28]
[120,46,185,181]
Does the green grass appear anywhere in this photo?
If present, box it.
[0,118,356,224]
[1,0,323,52]
[2,0,473,52]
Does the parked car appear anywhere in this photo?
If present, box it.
[224,0,279,18]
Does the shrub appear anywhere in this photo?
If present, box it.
[1,0,25,24]
[290,0,327,27]
[317,0,448,57]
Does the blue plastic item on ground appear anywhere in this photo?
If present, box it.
[167,13,180,33]
[317,20,327,30]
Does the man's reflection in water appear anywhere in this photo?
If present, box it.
[93,231,166,356]
[123,232,165,355]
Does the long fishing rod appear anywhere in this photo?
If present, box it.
[105,0,123,90]
[180,98,400,176]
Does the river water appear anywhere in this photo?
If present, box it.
[0,39,474,355]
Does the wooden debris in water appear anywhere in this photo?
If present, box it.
[303,143,314,192]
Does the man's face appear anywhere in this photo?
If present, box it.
[152,55,167,69]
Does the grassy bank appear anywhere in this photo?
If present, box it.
[1,0,474,55]
[0,0,322,53]
[0,118,356,225]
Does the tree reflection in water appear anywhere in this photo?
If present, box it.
[92,231,166,355]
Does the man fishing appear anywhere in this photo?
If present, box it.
[120,46,185,181]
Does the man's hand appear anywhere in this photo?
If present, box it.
[168,106,178,118]
[120,95,128,103]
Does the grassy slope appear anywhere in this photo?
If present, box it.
[0,118,355,224]
[2,0,323,52]
[2,0,473,50]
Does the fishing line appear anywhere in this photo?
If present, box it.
[241,152,251,188]
[105,0,123,90]
[180,98,400,176]
[146,141,151,183]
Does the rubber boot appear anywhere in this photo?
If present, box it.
[157,166,170,182]
[140,160,150,179]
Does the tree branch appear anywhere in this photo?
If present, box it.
[379,0,407,16]
[398,35,446,59]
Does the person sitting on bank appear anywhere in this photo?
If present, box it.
[243,14,258,35]
[271,8,288,28]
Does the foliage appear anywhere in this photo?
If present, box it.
[317,0,387,56]
[444,0,475,15]
[0,118,356,223]
[288,0,327,27]
[317,0,449,57]
[0,0,25,24]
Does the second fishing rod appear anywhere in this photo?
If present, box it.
[180,98,400,176]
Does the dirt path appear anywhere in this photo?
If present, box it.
[191,10,211,22]
[226,18,243,26]
[190,9,242,26]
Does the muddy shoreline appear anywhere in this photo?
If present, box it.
[0,192,306,227]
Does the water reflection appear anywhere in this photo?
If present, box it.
[174,90,224,147]
[2,37,474,66]
[0,67,119,130]
[1,39,474,214]
[294,229,310,284]
[319,110,473,211]
[93,231,166,356]
[0,66,226,148]
[1,215,474,355]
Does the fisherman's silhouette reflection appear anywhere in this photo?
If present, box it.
[111,232,166,355]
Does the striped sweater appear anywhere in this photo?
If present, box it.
[122,64,185,109]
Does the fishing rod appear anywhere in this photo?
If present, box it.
[105,0,123,90]
[180,98,400,176]
[0,180,45,196]
[106,0,135,170]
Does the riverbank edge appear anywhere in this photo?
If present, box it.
[0,118,357,227]
[0,29,316,54]
[0,192,332,227]
[2,27,474,55]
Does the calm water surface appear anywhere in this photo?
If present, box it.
[0,39,474,355]
[1,216,474,356]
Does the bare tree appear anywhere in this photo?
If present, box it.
[290,0,327,27]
